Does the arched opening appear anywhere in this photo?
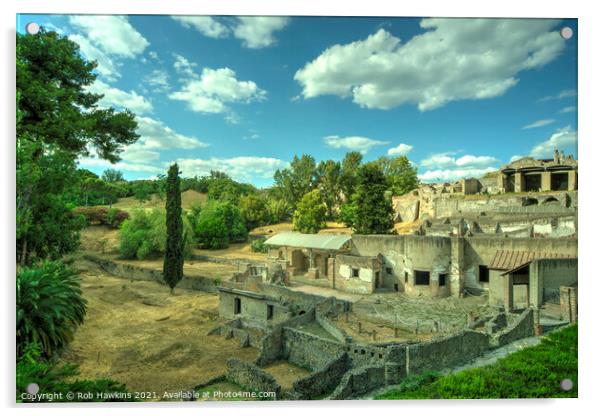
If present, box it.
[522,197,538,207]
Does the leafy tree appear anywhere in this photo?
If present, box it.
[101,168,124,183]
[317,159,342,219]
[267,198,290,223]
[376,155,419,195]
[240,194,270,230]
[16,29,139,264]
[338,202,358,228]
[273,154,318,209]
[293,190,327,234]
[193,201,248,249]
[353,163,394,234]
[163,164,184,294]
[340,151,363,202]
[17,261,87,357]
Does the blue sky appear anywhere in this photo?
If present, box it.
[17,15,578,187]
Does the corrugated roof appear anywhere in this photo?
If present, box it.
[489,250,575,272]
[264,232,351,251]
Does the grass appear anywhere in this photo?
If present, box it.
[376,324,577,399]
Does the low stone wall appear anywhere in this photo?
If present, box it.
[190,253,264,266]
[290,353,349,400]
[496,308,535,346]
[225,358,281,399]
[406,330,490,375]
[316,314,348,343]
[282,327,344,371]
[84,254,219,293]
[330,366,386,400]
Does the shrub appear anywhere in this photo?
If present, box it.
[73,206,129,228]
[118,209,193,260]
[338,202,358,228]
[292,190,326,234]
[240,194,270,229]
[267,198,290,223]
[250,237,268,253]
[17,343,132,402]
[17,261,87,357]
[192,201,248,249]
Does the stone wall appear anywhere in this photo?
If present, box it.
[84,254,219,292]
[406,330,490,375]
[289,353,349,399]
[496,308,535,346]
[329,366,387,400]
[282,327,344,371]
[225,358,280,399]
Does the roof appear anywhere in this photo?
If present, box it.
[489,250,575,272]
[264,232,351,251]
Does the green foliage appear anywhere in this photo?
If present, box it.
[273,154,318,208]
[340,151,363,202]
[266,198,290,223]
[338,202,358,227]
[192,201,248,249]
[293,190,327,234]
[250,237,268,253]
[352,163,394,234]
[72,206,129,228]
[207,171,256,204]
[317,159,342,219]
[119,209,193,260]
[163,164,184,292]
[17,343,131,402]
[240,194,270,229]
[377,325,578,399]
[17,28,139,163]
[17,261,87,357]
[101,168,124,183]
[376,155,419,195]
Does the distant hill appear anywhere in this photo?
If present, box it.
[111,190,207,211]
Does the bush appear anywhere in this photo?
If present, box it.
[292,190,326,234]
[192,201,248,249]
[17,261,87,357]
[17,343,132,402]
[338,202,358,228]
[240,194,270,230]
[267,198,290,223]
[73,206,129,228]
[250,237,268,253]
[118,209,193,260]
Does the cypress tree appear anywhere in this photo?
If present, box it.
[354,162,394,234]
[163,163,183,294]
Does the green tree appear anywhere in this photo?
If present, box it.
[273,154,318,209]
[240,194,269,230]
[163,164,184,294]
[17,28,139,264]
[317,159,342,219]
[353,163,394,234]
[101,168,124,183]
[193,201,248,249]
[293,190,327,234]
[376,155,419,195]
[340,151,363,202]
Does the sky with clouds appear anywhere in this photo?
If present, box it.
[17,15,578,186]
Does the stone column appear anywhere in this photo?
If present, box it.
[541,171,552,192]
[450,237,465,297]
[514,172,523,193]
[503,274,514,311]
[568,170,577,191]
[497,173,505,192]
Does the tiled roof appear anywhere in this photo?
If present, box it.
[489,250,575,271]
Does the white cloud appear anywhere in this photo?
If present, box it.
[324,135,389,154]
[522,119,555,129]
[295,19,564,111]
[171,16,229,38]
[539,89,577,102]
[419,152,498,182]
[135,116,209,150]
[177,156,287,183]
[69,15,149,58]
[558,106,576,114]
[530,126,577,158]
[233,17,290,48]
[87,80,153,114]
[78,157,164,174]
[169,67,266,114]
[173,54,198,80]
[419,167,498,183]
[148,51,159,60]
[387,143,413,156]
[143,69,170,93]
[69,34,119,81]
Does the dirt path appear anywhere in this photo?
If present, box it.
[61,258,257,396]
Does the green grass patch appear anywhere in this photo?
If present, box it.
[377,324,577,400]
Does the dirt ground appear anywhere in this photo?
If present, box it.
[110,190,207,212]
[60,258,257,396]
[262,361,311,391]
